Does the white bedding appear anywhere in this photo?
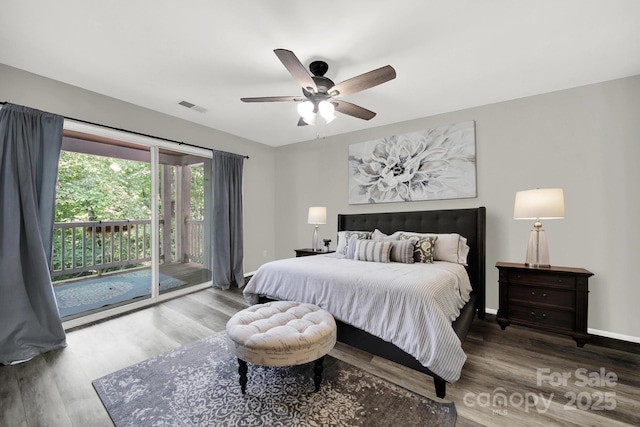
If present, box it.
[243,253,473,383]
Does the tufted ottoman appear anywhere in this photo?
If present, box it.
[225,300,337,393]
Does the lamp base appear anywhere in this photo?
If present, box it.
[525,228,550,268]
[312,226,320,251]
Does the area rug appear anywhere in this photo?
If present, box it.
[54,270,186,317]
[92,332,456,427]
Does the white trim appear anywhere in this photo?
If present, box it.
[58,119,213,328]
[150,146,160,299]
[63,119,212,158]
[587,328,640,344]
[484,308,640,344]
[61,281,212,330]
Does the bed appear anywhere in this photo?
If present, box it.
[244,207,486,398]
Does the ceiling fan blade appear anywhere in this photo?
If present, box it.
[297,117,308,127]
[333,100,377,120]
[274,49,318,93]
[330,65,396,97]
[241,96,302,103]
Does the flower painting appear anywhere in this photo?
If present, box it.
[348,121,476,204]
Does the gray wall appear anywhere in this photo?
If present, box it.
[275,75,640,341]
[0,63,277,274]
[3,62,638,341]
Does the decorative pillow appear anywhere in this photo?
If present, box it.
[389,237,418,263]
[371,229,397,242]
[399,234,437,263]
[336,231,371,255]
[353,240,392,263]
[345,236,360,259]
[397,232,469,265]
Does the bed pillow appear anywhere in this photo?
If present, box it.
[389,237,418,263]
[397,232,469,265]
[371,229,398,242]
[399,234,437,263]
[336,230,371,255]
[353,240,392,263]
[345,236,360,259]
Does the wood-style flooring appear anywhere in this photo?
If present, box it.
[1,287,638,426]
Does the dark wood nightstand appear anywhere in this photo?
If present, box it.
[294,248,335,257]
[496,262,593,347]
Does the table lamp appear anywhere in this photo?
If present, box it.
[514,188,565,268]
[308,207,327,251]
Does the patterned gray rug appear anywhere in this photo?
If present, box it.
[92,332,456,427]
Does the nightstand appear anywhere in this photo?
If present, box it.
[496,262,593,347]
[294,248,335,257]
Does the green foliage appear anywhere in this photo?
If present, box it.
[190,164,204,219]
[55,151,151,222]
[53,151,207,280]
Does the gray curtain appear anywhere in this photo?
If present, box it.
[211,151,244,289]
[0,103,67,364]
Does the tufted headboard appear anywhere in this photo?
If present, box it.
[337,207,486,318]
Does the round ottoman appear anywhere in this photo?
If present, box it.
[226,300,337,393]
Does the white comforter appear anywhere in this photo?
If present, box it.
[243,253,473,383]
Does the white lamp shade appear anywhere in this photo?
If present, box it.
[318,100,336,123]
[297,101,314,116]
[514,188,565,220]
[308,207,327,225]
[297,101,316,125]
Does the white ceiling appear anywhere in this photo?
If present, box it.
[1,1,639,147]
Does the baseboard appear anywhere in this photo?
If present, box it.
[481,310,640,353]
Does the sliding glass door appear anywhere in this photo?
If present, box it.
[156,149,212,294]
[52,129,212,323]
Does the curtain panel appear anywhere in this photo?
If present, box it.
[211,151,244,289]
[0,103,67,364]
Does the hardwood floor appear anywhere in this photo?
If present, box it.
[1,287,638,426]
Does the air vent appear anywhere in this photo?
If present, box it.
[178,100,207,113]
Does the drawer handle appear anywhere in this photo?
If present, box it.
[531,291,548,297]
[530,311,547,318]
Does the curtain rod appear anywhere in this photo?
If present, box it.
[0,101,249,159]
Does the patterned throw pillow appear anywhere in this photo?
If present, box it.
[341,231,371,256]
[354,240,392,263]
[399,234,438,263]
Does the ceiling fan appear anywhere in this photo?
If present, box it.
[241,49,396,126]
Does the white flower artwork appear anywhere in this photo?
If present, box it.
[348,121,477,204]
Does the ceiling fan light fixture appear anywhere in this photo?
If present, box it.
[318,100,336,123]
[242,49,396,127]
[297,100,317,125]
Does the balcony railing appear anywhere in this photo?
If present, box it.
[52,219,206,278]
[185,219,204,264]
[52,220,156,277]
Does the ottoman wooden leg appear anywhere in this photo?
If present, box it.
[238,358,248,394]
[313,356,325,392]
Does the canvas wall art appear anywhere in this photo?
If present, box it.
[348,121,477,204]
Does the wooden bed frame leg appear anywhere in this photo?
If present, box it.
[434,378,446,399]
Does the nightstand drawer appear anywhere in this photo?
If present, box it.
[508,270,575,288]
[509,285,575,308]
[508,305,575,332]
